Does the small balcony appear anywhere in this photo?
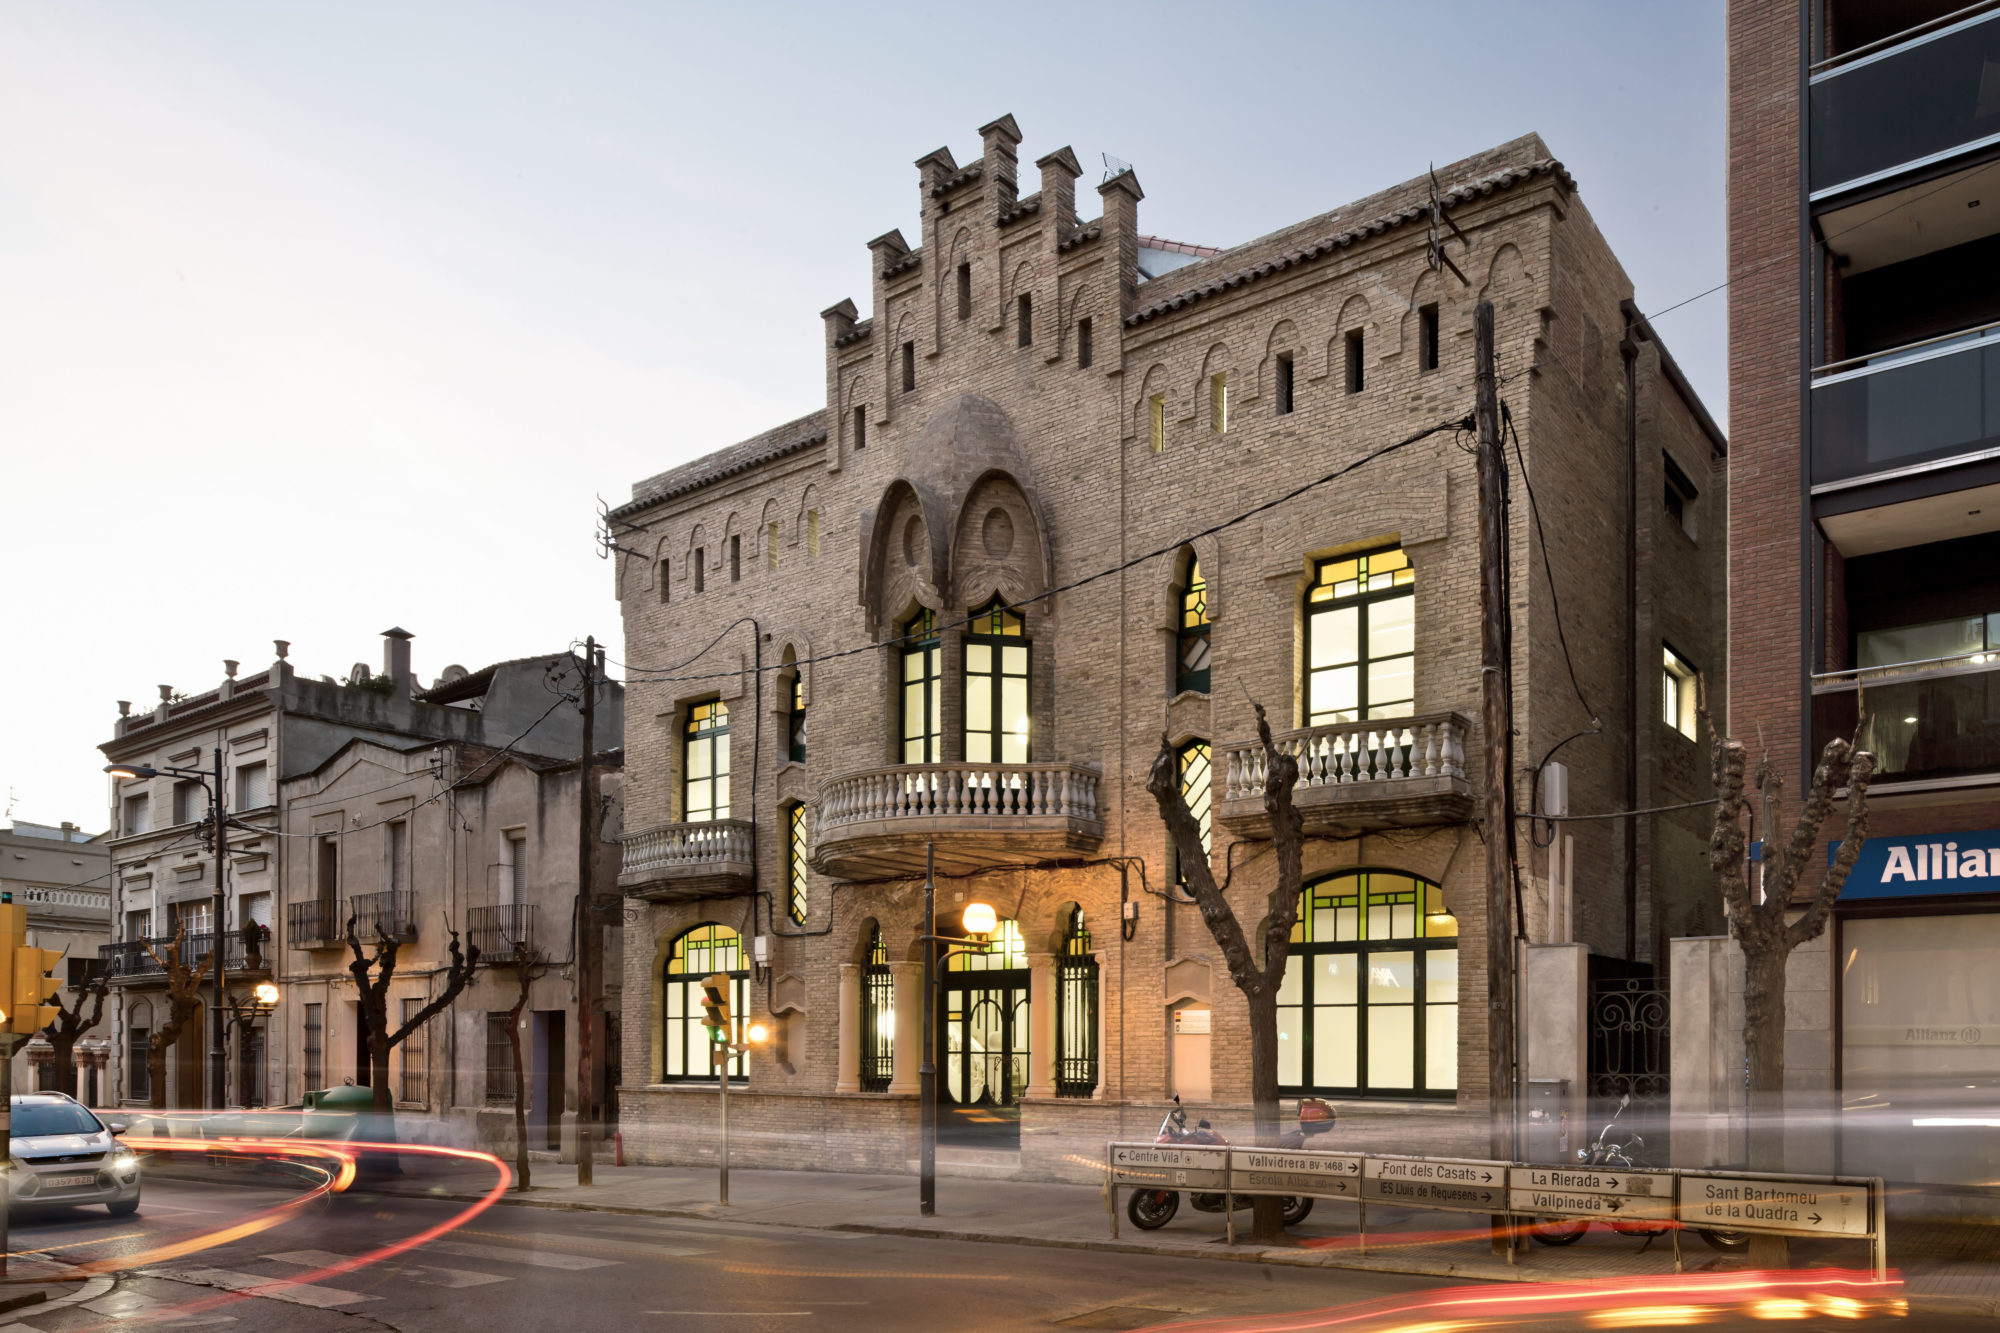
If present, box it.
[1811,9,2000,198]
[470,904,538,961]
[619,819,756,902]
[1215,713,1473,837]
[1813,651,2000,788]
[288,899,344,950]
[348,890,418,943]
[811,761,1105,879]
[98,930,263,982]
[1811,325,2000,488]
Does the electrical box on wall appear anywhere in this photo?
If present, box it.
[752,935,769,965]
[1122,901,1138,920]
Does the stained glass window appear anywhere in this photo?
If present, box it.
[1177,740,1211,885]
[948,918,1027,972]
[1177,559,1211,695]
[859,926,892,1092]
[1306,547,1415,725]
[901,610,941,764]
[683,700,730,821]
[786,803,808,924]
[663,923,749,1082]
[787,671,807,762]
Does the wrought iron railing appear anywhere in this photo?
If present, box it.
[859,963,893,1092]
[1056,955,1100,1097]
[815,762,1103,831]
[620,819,755,878]
[348,890,417,942]
[1218,712,1468,801]
[470,903,537,961]
[288,899,342,948]
[98,931,250,979]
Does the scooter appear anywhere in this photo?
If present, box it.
[1124,1097,1335,1231]
[1529,1094,1749,1254]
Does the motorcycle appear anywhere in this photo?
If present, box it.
[1529,1094,1749,1254]
[1124,1096,1334,1231]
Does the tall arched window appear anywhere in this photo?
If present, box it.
[1055,908,1099,1098]
[964,598,1029,764]
[662,923,749,1081]
[126,998,152,1102]
[1305,547,1415,725]
[785,803,809,925]
[683,701,730,821]
[1176,559,1211,695]
[859,926,892,1092]
[1277,871,1457,1098]
[787,669,807,763]
[1176,740,1211,886]
[900,609,941,763]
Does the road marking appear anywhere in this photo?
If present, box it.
[421,1240,619,1270]
[264,1249,509,1288]
[158,1268,378,1309]
[645,1313,812,1318]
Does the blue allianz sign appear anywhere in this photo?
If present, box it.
[1836,830,2000,900]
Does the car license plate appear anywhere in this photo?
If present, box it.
[43,1174,95,1189]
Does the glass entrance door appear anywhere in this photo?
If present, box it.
[938,919,1029,1147]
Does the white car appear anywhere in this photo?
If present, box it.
[10,1094,140,1215]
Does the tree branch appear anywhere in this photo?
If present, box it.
[1147,732,1262,997]
[1248,702,1305,991]
[1788,744,1875,951]
[388,926,481,1047]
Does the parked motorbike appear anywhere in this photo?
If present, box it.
[1124,1096,1334,1231]
[1529,1094,1749,1254]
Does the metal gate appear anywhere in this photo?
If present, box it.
[1588,977,1670,1150]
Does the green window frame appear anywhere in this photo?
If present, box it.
[947,918,1028,972]
[1305,547,1415,726]
[1055,908,1099,1097]
[662,923,749,1082]
[683,700,730,821]
[1177,559,1211,695]
[900,609,942,764]
[1276,871,1458,1099]
[785,803,809,924]
[963,599,1030,764]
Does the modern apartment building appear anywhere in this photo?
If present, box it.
[1728,0,2000,1185]
[0,820,112,1098]
[608,115,1726,1179]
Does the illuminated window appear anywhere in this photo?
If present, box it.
[1178,740,1211,886]
[1149,394,1165,454]
[786,803,808,925]
[1055,908,1098,1097]
[1278,871,1457,1097]
[948,917,1027,972]
[1663,645,1698,740]
[683,701,730,821]
[787,670,806,763]
[900,610,942,764]
[662,924,748,1081]
[1305,547,1415,725]
[859,926,892,1091]
[1209,372,1229,434]
[1176,558,1211,695]
[963,599,1029,764]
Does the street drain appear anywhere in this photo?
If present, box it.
[1056,1306,1184,1329]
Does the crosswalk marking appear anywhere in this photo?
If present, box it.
[159,1268,379,1309]
[264,1250,508,1289]
[421,1239,620,1270]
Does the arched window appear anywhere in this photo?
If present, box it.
[683,701,730,821]
[859,926,892,1092]
[126,998,152,1102]
[1055,908,1099,1098]
[964,598,1029,764]
[785,803,808,925]
[1277,871,1458,1098]
[1305,547,1415,725]
[662,923,748,1081]
[1176,559,1211,695]
[787,669,807,763]
[1176,740,1211,886]
[900,609,941,764]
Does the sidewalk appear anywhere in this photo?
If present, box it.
[367,1158,2000,1313]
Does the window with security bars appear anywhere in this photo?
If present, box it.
[1055,908,1099,1097]
[1306,547,1415,725]
[683,701,730,821]
[859,926,893,1092]
[1177,740,1211,887]
[303,1003,323,1094]
[786,803,809,925]
[1176,559,1211,694]
[399,997,425,1105]
[963,599,1029,764]
[787,671,806,763]
[900,610,941,764]
[485,1012,516,1102]
[663,924,748,1081]
[1277,871,1458,1098]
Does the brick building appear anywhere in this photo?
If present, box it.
[609,116,1725,1178]
[1726,1,2000,1185]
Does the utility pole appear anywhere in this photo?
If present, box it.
[208,746,228,1113]
[1474,300,1517,1249]
[575,638,600,1187]
[919,841,936,1216]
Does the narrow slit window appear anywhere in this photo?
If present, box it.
[657,559,670,604]
[1663,646,1698,739]
[1076,317,1093,369]
[1275,353,1295,416]
[1209,372,1229,434]
[901,340,916,394]
[1346,329,1366,394]
[767,521,780,572]
[693,548,705,594]
[1148,394,1165,454]
[786,803,808,924]
[806,509,820,558]
[1017,293,1033,348]
[1177,558,1211,694]
[852,405,866,451]
[1418,304,1440,373]
[729,534,741,583]
[957,262,972,320]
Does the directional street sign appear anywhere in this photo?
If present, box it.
[1231,1150,1363,1199]
[1108,1144,1229,1191]
[1677,1174,1872,1237]
[1507,1165,1676,1221]
[1361,1156,1506,1213]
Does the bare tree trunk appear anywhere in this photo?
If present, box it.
[509,969,532,1191]
[48,1035,75,1098]
[1244,983,1283,1241]
[1742,942,1787,1172]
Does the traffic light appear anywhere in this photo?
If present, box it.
[11,947,63,1035]
[0,900,24,1029]
[699,973,732,1053]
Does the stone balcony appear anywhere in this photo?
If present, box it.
[619,819,756,902]
[811,761,1105,879]
[1215,712,1473,837]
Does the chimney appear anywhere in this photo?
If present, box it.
[1036,147,1082,239]
[978,114,1022,217]
[381,627,414,697]
[1097,168,1145,320]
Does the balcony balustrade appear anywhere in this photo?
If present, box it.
[1215,712,1473,837]
[811,761,1104,879]
[1811,10,2000,197]
[288,899,344,950]
[619,819,756,902]
[1812,325,2000,487]
[469,903,538,961]
[1813,651,2000,787]
[98,929,261,981]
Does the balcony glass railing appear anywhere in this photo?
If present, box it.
[1811,9,2000,196]
[1813,650,2000,781]
[1811,323,2000,485]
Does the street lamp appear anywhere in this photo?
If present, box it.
[916,843,996,1217]
[105,751,231,1112]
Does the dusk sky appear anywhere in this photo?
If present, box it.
[0,1,1725,829]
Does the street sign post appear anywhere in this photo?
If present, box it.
[1506,1164,1676,1222]
[1362,1155,1507,1212]
[1104,1142,1229,1241]
[1677,1173,1870,1236]
[1229,1149,1362,1200]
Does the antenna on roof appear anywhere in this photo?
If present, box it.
[595,496,651,562]
[1427,164,1471,288]
[1101,152,1133,184]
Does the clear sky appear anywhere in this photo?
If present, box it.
[0,1,1725,830]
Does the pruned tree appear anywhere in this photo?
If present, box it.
[1146,700,1305,1244]
[141,923,208,1111]
[1705,695,1874,1191]
[495,945,546,1191]
[39,971,109,1100]
[345,915,481,1117]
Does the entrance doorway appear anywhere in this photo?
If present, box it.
[938,919,1028,1148]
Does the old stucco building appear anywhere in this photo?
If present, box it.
[609,117,1725,1178]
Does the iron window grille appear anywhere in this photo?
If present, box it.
[1176,559,1211,694]
[684,700,731,821]
[1305,547,1416,726]
[963,599,1030,764]
[1055,908,1099,1097]
[900,609,942,764]
[859,927,893,1092]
